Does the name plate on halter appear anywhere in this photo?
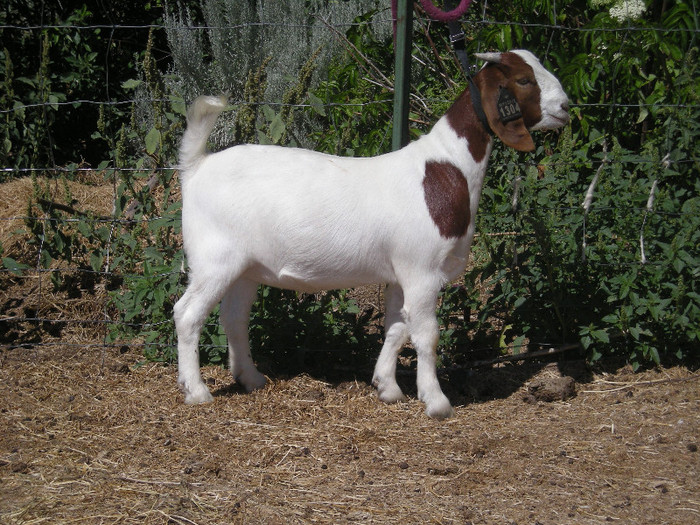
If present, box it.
[497,87,522,123]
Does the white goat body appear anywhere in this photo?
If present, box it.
[174,50,570,419]
[182,137,472,291]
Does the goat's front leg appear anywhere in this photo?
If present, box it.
[373,283,409,404]
[404,286,454,419]
[220,279,267,392]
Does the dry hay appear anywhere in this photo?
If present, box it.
[0,173,184,350]
[0,172,179,260]
[0,175,116,259]
[0,176,117,350]
[1,342,698,524]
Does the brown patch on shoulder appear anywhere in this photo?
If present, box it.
[423,161,471,239]
[445,89,491,163]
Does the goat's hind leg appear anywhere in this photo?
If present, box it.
[174,274,233,404]
[220,278,266,392]
[373,283,409,404]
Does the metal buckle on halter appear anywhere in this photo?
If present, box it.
[449,30,466,44]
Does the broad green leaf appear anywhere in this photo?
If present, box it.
[145,127,161,155]
[308,93,326,116]
[591,329,610,343]
[268,114,285,143]
[2,257,28,276]
[122,78,142,90]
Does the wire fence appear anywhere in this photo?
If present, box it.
[1,2,698,364]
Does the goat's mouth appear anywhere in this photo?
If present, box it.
[532,112,570,130]
[551,112,570,126]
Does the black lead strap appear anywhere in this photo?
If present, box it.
[436,1,514,135]
[443,0,472,80]
[470,79,493,135]
[441,1,491,133]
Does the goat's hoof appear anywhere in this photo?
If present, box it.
[183,385,214,405]
[374,380,406,404]
[425,398,454,420]
[237,370,267,393]
[379,389,407,404]
[378,386,406,405]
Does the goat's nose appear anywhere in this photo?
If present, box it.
[561,100,570,112]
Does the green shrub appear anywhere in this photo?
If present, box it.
[7,1,698,372]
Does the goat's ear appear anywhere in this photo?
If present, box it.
[474,52,503,64]
[477,66,535,152]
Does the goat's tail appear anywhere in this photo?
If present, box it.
[178,95,228,175]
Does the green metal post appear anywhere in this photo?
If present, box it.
[392,0,413,151]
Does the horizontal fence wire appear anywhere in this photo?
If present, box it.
[1,3,698,361]
[1,155,698,178]
[3,100,699,120]
[3,15,699,32]
[0,98,399,115]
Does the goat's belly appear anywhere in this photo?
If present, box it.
[244,256,394,293]
[255,272,385,293]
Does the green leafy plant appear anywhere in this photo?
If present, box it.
[8,0,698,373]
[23,174,112,290]
[1,5,126,171]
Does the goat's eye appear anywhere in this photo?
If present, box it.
[516,78,531,86]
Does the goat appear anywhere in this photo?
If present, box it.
[174,50,569,419]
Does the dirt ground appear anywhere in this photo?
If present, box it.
[1,177,699,524]
[1,342,698,525]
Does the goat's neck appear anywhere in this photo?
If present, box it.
[412,84,494,199]
[443,84,494,166]
[411,85,496,242]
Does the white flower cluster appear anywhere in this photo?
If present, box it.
[609,0,647,22]
[590,0,647,23]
